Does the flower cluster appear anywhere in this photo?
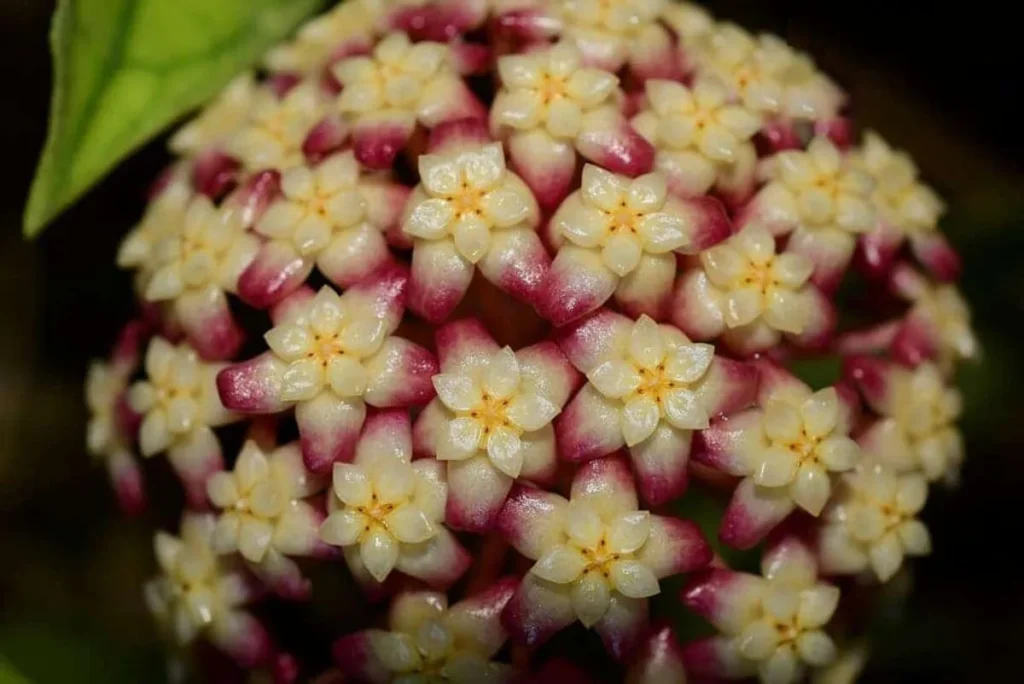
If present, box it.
[82,1,976,682]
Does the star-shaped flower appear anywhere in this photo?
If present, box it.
[413,319,580,531]
[85,320,149,514]
[144,513,271,668]
[239,151,404,309]
[217,272,438,474]
[170,73,258,157]
[696,362,862,549]
[491,40,653,209]
[401,131,547,321]
[672,224,836,356]
[849,131,959,279]
[333,32,484,169]
[744,137,876,291]
[127,338,240,507]
[682,537,841,684]
[207,440,331,599]
[818,462,931,582]
[263,0,382,74]
[320,411,470,588]
[334,581,518,683]
[142,195,260,359]
[846,357,964,483]
[541,164,729,324]
[631,78,762,202]
[498,456,711,660]
[557,311,757,504]
[225,79,328,171]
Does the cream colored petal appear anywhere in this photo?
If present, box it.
[602,232,643,277]
[405,198,455,240]
[432,374,482,412]
[453,216,492,264]
[801,388,839,438]
[571,573,612,627]
[385,504,435,544]
[724,287,764,328]
[437,417,484,461]
[754,445,800,488]
[663,388,710,430]
[763,400,803,442]
[487,427,524,478]
[506,392,561,432]
[280,359,325,402]
[328,355,370,398]
[663,343,715,384]
[360,529,400,583]
[629,315,665,369]
[606,511,651,554]
[320,509,365,547]
[792,463,831,516]
[622,395,661,447]
[587,360,642,399]
[816,436,860,472]
[610,560,660,599]
[332,463,372,507]
[532,545,588,584]
[484,347,520,400]
[582,165,628,212]
[565,500,603,549]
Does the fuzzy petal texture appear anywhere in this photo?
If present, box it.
[501,572,576,649]
[445,454,514,533]
[639,515,712,578]
[175,288,245,361]
[576,109,655,178]
[570,455,639,518]
[409,239,475,323]
[670,270,727,341]
[555,308,633,373]
[296,393,366,474]
[594,593,649,663]
[238,242,314,310]
[507,130,577,212]
[628,424,692,505]
[316,224,392,290]
[540,246,620,326]
[497,484,568,561]
[216,353,290,413]
[720,478,797,549]
[557,384,627,463]
[363,338,438,408]
[478,226,551,307]
[167,426,224,508]
[395,528,472,590]
[681,568,766,634]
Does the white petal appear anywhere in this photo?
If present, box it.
[816,436,860,472]
[264,324,313,361]
[571,574,612,627]
[663,344,715,384]
[607,511,651,554]
[610,560,660,599]
[484,347,520,399]
[320,509,364,547]
[506,393,561,431]
[406,198,455,240]
[792,464,831,516]
[360,529,400,583]
[898,520,931,556]
[565,500,603,549]
[663,388,709,430]
[532,545,588,584]
[629,316,665,369]
[238,518,273,562]
[759,647,798,684]
[797,585,840,629]
[487,427,524,478]
[754,446,800,488]
[437,417,484,461]
[333,463,372,507]
[328,356,370,398]
[763,400,803,442]
[453,216,492,264]
[587,360,642,399]
[622,396,661,447]
[801,388,838,438]
[374,461,417,504]
[432,374,482,412]
[796,630,837,666]
[737,621,780,660]
[385,504,435,544]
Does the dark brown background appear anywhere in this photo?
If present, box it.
[1,1,1022,681]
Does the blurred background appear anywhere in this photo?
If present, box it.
[1,0,1021,681]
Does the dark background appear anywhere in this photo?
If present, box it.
[1,1,1022,681]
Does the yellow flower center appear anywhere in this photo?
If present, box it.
[538,73,569,105]
[305,332,344,367]
[579,536,627,579]
[449,182,486,218]
[467,392,517,436]
[355,492,398,536]
[775,426,822,465]
[630,364,679,405]
[607,199,643,237]
[740,259,783,296]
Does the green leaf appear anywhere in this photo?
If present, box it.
[23,0,324,237]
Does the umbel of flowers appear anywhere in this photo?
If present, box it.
[82,1,976,682]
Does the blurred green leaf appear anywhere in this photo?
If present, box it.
[1,623,162,683]
[23,0,323,237]
[0,657,32,684]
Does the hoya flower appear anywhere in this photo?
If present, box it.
[682,538,840,684]
[498,456,711,660]
[86,321,149,514]
[334,580,517,683]
[693,25,846,144]
[217,273,437,473]
[818,463,931,582]
[547,0,680,82]
[743,137,876,291]
[660,1,714,45]
[170,73,258,157]
[846,357,964,482]
[557,311,757,504]
[631,78,762,202]
[127,338,239,507]
[696,362,862,549]
[145,513,271,667]
[332,32,484,169]
[225,79,328,171]
[320,410,470,587]
[207,440,332,599]
[264,0,383,74]
[239,151,405,308]
[672,224,836,356]
[541,164,729,324]
[117,166,194,293]
[385,0,499,41]
[490,40,654,209]
[413,319,580,531]
[141,195,260,360]
[849,131,959,279]
[888,264,978,372]
[401,128,547,321]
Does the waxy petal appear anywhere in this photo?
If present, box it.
[670,270,727,341]
[296,393,366,474]
[167,426,224,509]
[446,454,514,533]
[629,424,692,505]
[720,478,797,549]
[316,225,392,290]
[681,635,757,679]
[175,289,245,361]
[639,516,712,579]
[681,568,766,635]
[614,253,676,320]
[571,455,639,519]
[576,109,655,178]
[238,242,314,310]
[594,593,649,663]
[436,318,501,376]
[208,611,273,669]
[516,341,582,409]
[477,226,551,307]
[910,232,961,282]
[446,576,519,658]
[395,528,471,589]
[539,246,619,327]
[554,308,632,374]
[364,338,438,408]
[409,239,475,323]
[496,484,568,561]
[501,573,575,649]
[507,130,577,211]
[556,384,626,463]
[627,624,687,684]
